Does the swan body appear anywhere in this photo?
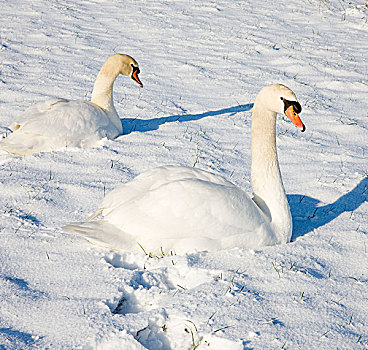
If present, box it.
[64,84,305,254]
[0,54,143,156]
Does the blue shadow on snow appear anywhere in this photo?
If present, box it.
[288,176,368,240]
[3,276,31,291]
[0,328,37,348]
[121,103,253,135]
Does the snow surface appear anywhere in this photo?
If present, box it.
[1,0,368,349]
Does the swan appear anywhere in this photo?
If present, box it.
[0,54,143,156]
[63,84,305,254]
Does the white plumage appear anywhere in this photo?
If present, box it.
[64,84,305,254]
[0,54,143,156]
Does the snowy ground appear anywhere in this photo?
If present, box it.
[1,0,368,349]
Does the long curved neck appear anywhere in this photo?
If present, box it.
[91,60,123,133]
[251,101,292,243]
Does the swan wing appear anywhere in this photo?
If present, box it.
[9,98,68,131]
[1,99,120,155]
[79,174,275,254]
[10,99,117,138]
[98,165,235,215]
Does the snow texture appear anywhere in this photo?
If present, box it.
[0,0,367,349]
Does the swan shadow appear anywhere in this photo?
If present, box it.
[121,103,253,135]
[3,276,31,291]
[0,327,37,348]
[288,177,368,240]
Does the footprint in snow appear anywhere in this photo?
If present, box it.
[103,251,220,316]
[102,252,243,349]
[135,312,243,350]
[135,312,202,350]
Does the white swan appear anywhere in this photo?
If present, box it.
[63,84,305,254]
[0,54,143,156]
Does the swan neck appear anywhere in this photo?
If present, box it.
[91,61,122,132]
[251,102,292,243]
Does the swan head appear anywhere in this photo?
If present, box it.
[257,84,305,132]
[107,54,143,87]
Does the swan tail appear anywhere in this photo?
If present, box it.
[0,138,30,156]
[63,220,135,251]
[86,208,103,222]
[0,133,53,156]
[0,148,11,155]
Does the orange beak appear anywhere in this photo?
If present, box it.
[132,70,143,88]
[285,106,305,132]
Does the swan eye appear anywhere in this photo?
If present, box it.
[281,97,301,113]
[293,101,302,113]
[131,64,140,74]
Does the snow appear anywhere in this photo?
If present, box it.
[1,0,368,348]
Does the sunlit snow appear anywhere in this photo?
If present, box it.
[0,0,367,349]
